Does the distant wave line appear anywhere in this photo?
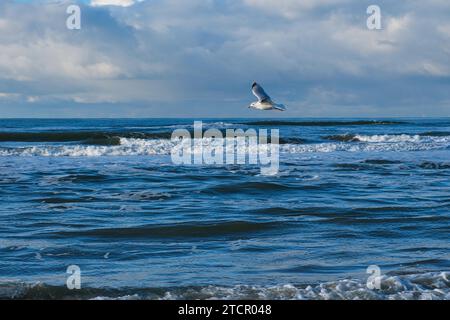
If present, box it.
[240,120,407,126]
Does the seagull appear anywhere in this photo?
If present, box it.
[249,82,286,111]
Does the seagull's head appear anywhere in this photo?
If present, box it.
[249,102,256,109]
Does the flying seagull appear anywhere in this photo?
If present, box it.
[249,82,286,111]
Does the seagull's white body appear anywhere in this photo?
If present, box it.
[250,100,286,111]
[249,82,286,111]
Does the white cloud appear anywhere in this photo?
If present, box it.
[0,92,19,99]
[244,0,350,18]
[26,96,40,103]
[420,62,450,77]
[0,0,449,116]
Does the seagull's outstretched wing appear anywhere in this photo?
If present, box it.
[252,82,271,102]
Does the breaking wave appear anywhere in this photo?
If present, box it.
[0,131,174,146]
[1,271,448,300]
[0,134,449,157]
[0,130,302,146]
[0,138,172,157]
[324,133,450,144]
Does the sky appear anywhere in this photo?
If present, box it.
[0,0,449,118]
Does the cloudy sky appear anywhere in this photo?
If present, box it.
[0,0,449,118]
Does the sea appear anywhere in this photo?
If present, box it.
[0,118,449,300]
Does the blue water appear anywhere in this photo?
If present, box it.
[0,118,449,299]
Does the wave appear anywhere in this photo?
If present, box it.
[0,130,301,146]
[242,120,406,126]
[362,159,403,165]
[323,134,448,143]
[1,271,448,300]
[0,134,449,157]
[53,221,282,239]
[281,140,450,153]
[418,161,450,170]
[279,137,308,144]
[420,131,450,137]
[203,182,294,195]
[0,138,172,156]
[324,134,359,142]
[0,131,173,145]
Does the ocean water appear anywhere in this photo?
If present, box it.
[0,118,449,300]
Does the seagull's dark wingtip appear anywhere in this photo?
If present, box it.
[252,82,257,88]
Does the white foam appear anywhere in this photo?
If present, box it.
[0,138,269,157]
[0,138,173,157]
[282,143,449,153]
[0,134,449,157]
[84,271,450,300]
[283,135,450,153]
[355,134,421,143]
[1,271,448,300]
[155,271,450,300]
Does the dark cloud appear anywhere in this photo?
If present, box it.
[0,0,449,117]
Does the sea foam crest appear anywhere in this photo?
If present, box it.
[0,135,449,157]
[1,271,447,300]
[0,138,264,157]
[353,134,422,143]
[157,271,450,300]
